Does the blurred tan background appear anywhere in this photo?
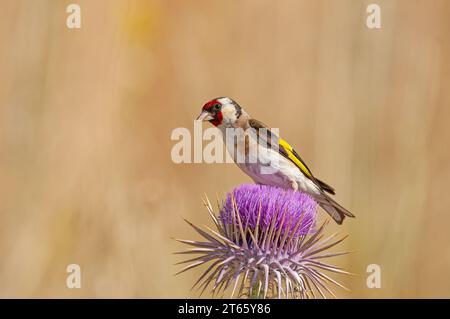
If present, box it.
[0,0,449,298]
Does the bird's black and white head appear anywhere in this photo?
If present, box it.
[196,97,242,128]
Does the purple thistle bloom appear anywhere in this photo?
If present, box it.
[220,184,317,238]
[175,184,350,299]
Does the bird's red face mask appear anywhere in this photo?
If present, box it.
[196,99,223,126]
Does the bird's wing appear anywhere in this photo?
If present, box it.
[248,118,335,195]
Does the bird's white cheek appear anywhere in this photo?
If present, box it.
[221,107,237,125]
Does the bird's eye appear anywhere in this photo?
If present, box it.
[213,103,221,110]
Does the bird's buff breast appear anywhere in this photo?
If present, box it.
[237,158,318,194]
[220,126,318,193]
[234,145,308,191]
[238,162,291,188]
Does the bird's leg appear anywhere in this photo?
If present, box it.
[290,180,299,191]
[255,182,264,189]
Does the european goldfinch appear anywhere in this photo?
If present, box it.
[196,97,355,224]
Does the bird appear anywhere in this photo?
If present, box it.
[196,97,355,224]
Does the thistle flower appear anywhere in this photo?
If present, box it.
[220,184,317,238]
[175,184,350,299]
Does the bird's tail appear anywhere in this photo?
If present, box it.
[314,193,355,225]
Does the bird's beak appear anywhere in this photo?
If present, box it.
[196,111,213,122]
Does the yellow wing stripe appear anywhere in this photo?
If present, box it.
[279,138,312,177]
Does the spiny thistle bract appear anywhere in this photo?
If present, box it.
[174,184,350,299]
